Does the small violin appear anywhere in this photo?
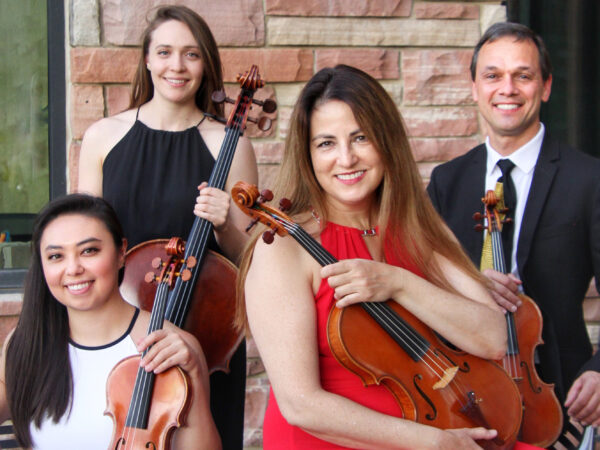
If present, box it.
[474,190,563,447]
[232,181,523,450]
[106,238,191,450]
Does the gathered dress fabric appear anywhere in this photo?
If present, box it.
[102,117,246,449]
[262,222,411,449]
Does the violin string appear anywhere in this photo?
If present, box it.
[123,280,170,447]
[168,97,249,327]
[275,215,469,408]
[491,229,519,379]
[361,302,469,410]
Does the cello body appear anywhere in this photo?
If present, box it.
[121,239,240,373]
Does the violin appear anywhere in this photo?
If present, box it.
[120,65,276,372]
[474,190,563,447]
[106,238,191,450]
[232,181,523,450]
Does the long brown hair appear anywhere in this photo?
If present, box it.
[236,65,484,330]
[129,5,224,116]
[5,194,125,447]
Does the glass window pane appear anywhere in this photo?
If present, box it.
[0,0,48,271]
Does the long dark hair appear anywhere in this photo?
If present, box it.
[5,194,124,447]
[236,65,485,330]
[129,5,224,116]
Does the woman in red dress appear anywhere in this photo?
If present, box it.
[237,65,510,449]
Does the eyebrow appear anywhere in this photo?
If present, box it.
[481,64,534,72]
[44,237,102,251]
[311,128,362,142]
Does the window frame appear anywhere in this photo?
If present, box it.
[0,0,66,290]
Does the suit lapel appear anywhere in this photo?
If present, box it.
[517,138,559,277]
[455,145,487,264]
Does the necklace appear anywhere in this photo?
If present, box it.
[311,209,378,237]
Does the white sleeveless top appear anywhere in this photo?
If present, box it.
[30,309,139,449]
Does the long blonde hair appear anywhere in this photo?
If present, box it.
[236,65,484,330]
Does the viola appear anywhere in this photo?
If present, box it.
[474,190,563,447]
[232,181,523,450]
[120,65,276,372]
[106,238,191,450]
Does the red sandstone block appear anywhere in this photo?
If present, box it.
[401,106,478,137]
[102,0,265,46]
[220,49,313,83]
[414,2,479,19]
[410,136,480,162]
[265,0,411,16]
[252,141,284,164]
[258,165,281,191]
[417,161,440,181]
[69,142,82,193]
[71,48,138,84]
[71,85,105,140]
[316,49,399,79]
[106,85,132,116]
[402,49,474,106]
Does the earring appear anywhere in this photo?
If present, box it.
[146,63,150,71]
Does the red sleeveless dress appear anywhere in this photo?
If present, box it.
[262,222,411,449]
[260,222,541,449]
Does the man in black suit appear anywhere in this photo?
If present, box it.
[427,22,600,428]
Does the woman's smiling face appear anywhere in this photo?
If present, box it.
[309,100,384,213]
[40,214,125,313]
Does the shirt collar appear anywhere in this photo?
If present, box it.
[485,123,545,177]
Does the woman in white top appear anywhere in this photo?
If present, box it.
[0,193,220,449]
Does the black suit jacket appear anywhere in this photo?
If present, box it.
[427,137,600,402]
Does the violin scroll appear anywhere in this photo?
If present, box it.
[472,190,513,234]
[231,181,292,244]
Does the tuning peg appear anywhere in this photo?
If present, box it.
[247,116,272,131]
[145,272,157,283]
[472,212,483,221]
[262,230,276,244]
[211,90,235,105]
[259,189,274,202]
[252,98,277,114]
[279,198,292,212]
[474,223,484,232]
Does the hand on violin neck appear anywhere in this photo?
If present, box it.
[137,325,207,379]
[320,259,402,308]
[482,269,522,313]
[194,181,230,231]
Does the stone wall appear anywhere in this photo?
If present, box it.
[61,0,598,448]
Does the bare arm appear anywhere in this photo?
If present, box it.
[322,254,507,360]
[0,330,14,423]
[245,237,494,449]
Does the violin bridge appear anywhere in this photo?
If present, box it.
[433,366,459,390]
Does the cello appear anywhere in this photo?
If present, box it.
[120,65,276,372]
[106,238,190,449]
[474,190,563,447]
[232,181,523,450]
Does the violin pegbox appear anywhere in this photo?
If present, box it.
[231,181,291,244]
[472,190,512,234]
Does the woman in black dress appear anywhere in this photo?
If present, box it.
[77,6,257,448]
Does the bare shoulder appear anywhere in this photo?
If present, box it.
[81,109,138,161]
[247,215,320,291]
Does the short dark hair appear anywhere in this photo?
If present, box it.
[470,22,552,82]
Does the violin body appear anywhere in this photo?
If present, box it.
[503,293,562,447]
[121,239,241,373]
[105,355,191,450]
[328,301,523,450]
